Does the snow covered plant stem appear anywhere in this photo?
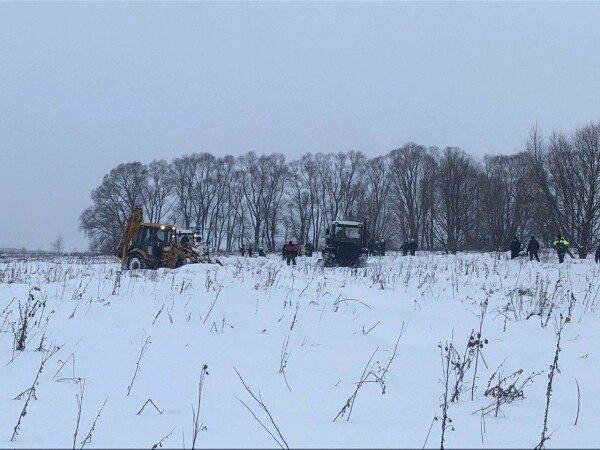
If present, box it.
[279,335,292,391]
[191,364,209,450]
[14,287,43,351]
[127,336,151,396]
[438,341,454,450]
[333,347,379,422]
[72,381,85,449]
[79,397,108,449]
[470,298,488,401]
[333,326,407,422]
[234,367,289,449]
[11,345,59,441]
[152,428,176,449]
[203,286,223,325]
[535,314,566,449]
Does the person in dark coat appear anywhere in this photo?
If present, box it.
[258,247,267,257]
[305,243,314,257]
[509,237,521,259]
[248,244,253,257]
[283,241,298,266]
[380,240,386,256]
[401,241,409,256]
[527,236,540,262]
[595,245,600,263]
[240,244,246,257]
[373,240,380,256]
[368,239,375,256]
[147,229,163,262]
[408,238,417,256]
[553,235,569,263]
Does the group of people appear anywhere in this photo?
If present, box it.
[239,240,307,265]
[368,240,386,256]
[509,234,574,263]
[239,243,254,257]
[400,239,418,256]
[509,236,540,261]
[240,243,267,257]
[187,231,600,265]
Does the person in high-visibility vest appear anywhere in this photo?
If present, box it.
[553,235,570,263]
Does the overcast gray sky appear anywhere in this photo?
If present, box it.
[1,2,599,251]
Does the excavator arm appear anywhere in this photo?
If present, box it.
[116,207,143,268]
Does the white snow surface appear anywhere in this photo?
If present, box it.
[1,252,599,448]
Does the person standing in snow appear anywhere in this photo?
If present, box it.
[373,241,381,256]
[248,244,253,257]
[283,241,298,266]
[595,245,600,263]
[240,243,246,257]
[553,234,569,263]
[509,237,521,259]
[401,241,409,256]
[408,238,417,256]
[527,236,540,262]
[368,239,375,256]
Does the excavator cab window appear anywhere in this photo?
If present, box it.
[137,226,150,247]
[134,227,171,254]
[152,229,172,246]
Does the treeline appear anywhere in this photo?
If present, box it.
[80,121,600,257]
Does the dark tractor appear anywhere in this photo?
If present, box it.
[322,221,369,267]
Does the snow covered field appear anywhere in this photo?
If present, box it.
[1,252,599,448]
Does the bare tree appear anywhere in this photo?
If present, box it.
[529,122,600,257]
[435,147,480,252]
[50,234,64,254]
[142,159,173,223]
[79,120,600,254]
[287,158,312,244]
[80,162,147,253]
[388,143,433,244]
[262,154,288,250]
[479,153,535,250]
[362,156,393,240]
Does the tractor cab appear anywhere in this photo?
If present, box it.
[137,224,176,249]
[175,229,197,248]
[322,221,369,267]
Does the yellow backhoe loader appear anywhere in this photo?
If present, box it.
[116,208,198,270]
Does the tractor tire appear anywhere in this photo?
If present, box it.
[126,254,146,270]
